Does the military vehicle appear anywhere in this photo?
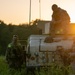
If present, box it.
[26,21,75,68]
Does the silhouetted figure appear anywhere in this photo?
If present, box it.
[50,4,70,38]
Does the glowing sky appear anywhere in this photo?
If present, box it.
[0,0,75,25]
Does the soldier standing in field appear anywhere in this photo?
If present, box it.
[5,35,23,71]
[50,4,70,39]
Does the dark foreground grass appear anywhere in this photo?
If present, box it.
[0,56,25,75]
[0,56,74,75]
[0,56,9,75]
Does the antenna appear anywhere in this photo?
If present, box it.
[29,0,31,25]
[39,0,41,20]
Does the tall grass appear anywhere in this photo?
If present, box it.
[0,56,74,75]
[0,56,9,75]
[0,56,24,75]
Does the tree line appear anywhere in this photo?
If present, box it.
[0,19,41,55]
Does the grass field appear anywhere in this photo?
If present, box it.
[0,56,74,75]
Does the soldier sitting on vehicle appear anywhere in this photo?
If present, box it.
[5,35,24,70]
[50,4,70,39]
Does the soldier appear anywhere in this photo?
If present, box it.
[50,4,70,39]
[5,35,23,70]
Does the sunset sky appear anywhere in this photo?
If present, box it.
[0,0,75,25]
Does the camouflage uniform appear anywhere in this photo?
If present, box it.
[50,4,70,37]
[5,35,23,70]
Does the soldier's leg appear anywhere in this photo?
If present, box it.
[50,22,55,37]
[62,22,69,39]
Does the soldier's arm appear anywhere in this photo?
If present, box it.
[18,43,24,57]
